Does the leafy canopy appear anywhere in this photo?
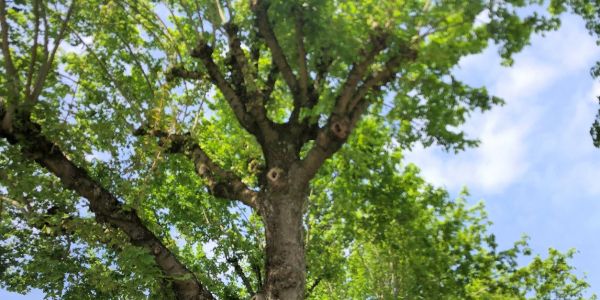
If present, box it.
[0,0,599,299]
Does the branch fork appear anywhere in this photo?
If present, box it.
[135,127,258,209]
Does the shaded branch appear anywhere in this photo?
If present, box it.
[26,0,76,111]
[305,277,322,298]
[224,22,256,93]
[251,0,299,100]
[288,9,313,125]
[0,108,215,300]
[300,44,417,181]
[347,48,417,113]
[135,127,258,209]
[227,255,255,296]
[191,40,259,134]
[25,0,41,98]
[250,37,261,74]
[295,11,309,105]
[333,32,389,115]
[221,23,279,142]
[191,40,278,145]
[313,55,333,101]
[0,0,21,102]
[41,1,49,60]
[251,260,263,292]
[262,63,277,102]
[166,66,207,82]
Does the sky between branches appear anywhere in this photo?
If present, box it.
[405,13,600,295]
[2,10,600,300]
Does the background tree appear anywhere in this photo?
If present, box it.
[0,0,598,299]
[306,121,594,299]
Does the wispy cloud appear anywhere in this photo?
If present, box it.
[404,16,600,292]
[405,15,600,194]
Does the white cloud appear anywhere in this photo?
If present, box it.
[405,106,532,193]
[534,17,599,72]
[492,60,558,101]
[60,35,93,54]
[474,9,491,27]
[405,15,600,194]
[543,80,600,198]
[590,80,600,99]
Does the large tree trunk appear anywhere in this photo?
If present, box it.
[260,177,308,300]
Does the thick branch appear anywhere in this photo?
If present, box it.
[347,50,416,112]
[191,40,278,145]
[26,0,75,111]
[224,22,256,93]
[295,11,309,105]
[251,0,299,99]
[0,0,21,102]
[136,128,258,209]
[25,0,41,98]
[287,10,313,125]
[333,32,389,115]
[298,119,349,182]
[191,41,256,131]
[222,23,278,142]
[166,66,207,82]
[300,45,417,181]
[0,109,214,300]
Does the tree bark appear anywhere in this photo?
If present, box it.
[259,167,308,300]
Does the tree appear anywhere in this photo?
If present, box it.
[306,123,594,299]
[0,0,598,299]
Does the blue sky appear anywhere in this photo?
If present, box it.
[405,14,600,296]
[2,13,600,300]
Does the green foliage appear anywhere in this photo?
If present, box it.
[1,0,598,298]
[305,117,594,299]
